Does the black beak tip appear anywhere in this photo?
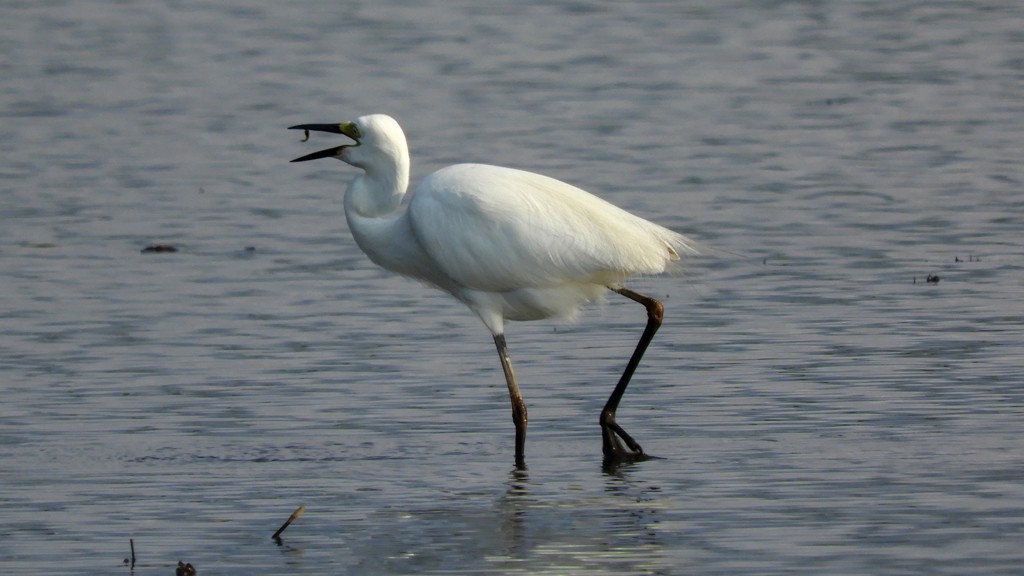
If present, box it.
[288,123,345,134]
[290,145,347,163]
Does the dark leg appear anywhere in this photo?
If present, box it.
[494,334,528,469]
[601,287,664,462]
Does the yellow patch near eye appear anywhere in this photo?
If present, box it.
[341,122,361,140]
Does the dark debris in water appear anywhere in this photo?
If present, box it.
[272,505,306,542]
[141,244,178,254]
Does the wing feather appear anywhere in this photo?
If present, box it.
[408,164,697,292]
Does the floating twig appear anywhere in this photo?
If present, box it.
[272,505,305,541]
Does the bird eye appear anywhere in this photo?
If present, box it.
[342,123,361,140]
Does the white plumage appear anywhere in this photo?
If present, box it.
[290,114,700,467]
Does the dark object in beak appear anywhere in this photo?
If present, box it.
[289,123,358,163]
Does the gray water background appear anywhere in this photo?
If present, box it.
[2,1,1023,574]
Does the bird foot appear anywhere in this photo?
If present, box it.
[600,416,649,464]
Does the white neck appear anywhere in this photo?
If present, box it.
[341,158,450,289]
[344,170,407,218]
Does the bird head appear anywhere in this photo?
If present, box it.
[289,114,408,173]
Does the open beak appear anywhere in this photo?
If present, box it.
[289,123,360,162]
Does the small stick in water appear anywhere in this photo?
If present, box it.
[130,539,136,568]
[272,505,305,541]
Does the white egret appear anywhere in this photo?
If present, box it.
[289,114,700,468]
